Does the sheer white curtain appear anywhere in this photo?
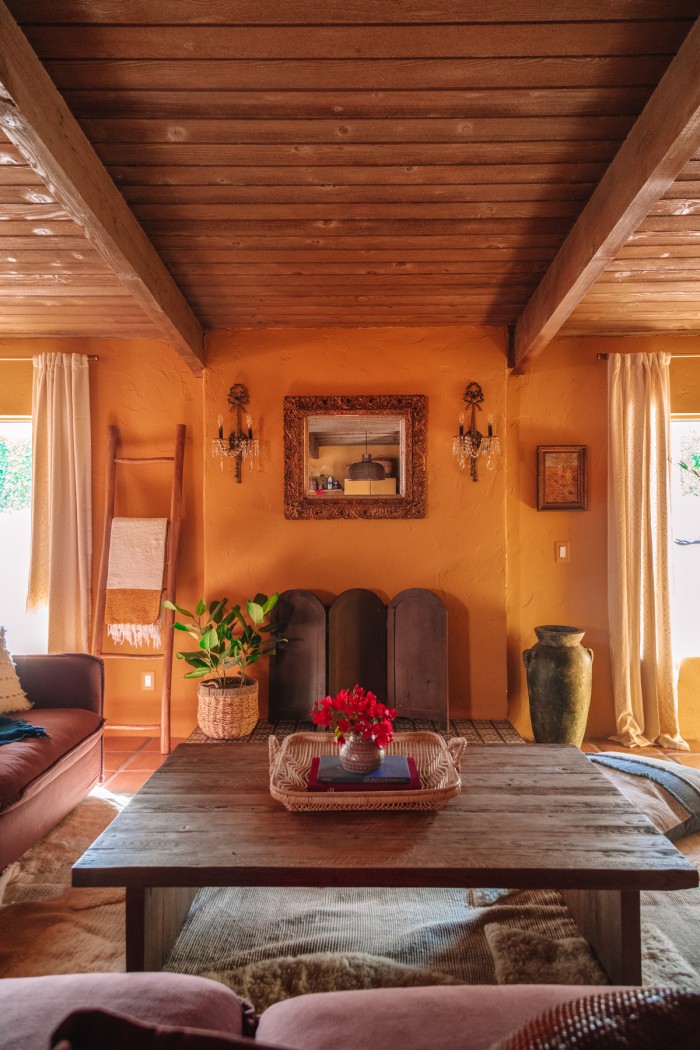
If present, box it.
[27,353,92,652]
[608,352,687,750]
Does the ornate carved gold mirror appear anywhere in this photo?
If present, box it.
[283,395,426,519]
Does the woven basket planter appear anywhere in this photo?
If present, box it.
[197,676,258,739]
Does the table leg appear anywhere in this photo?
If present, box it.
[126,886,197,971]
[560,888,641,985]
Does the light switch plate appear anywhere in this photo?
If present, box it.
[555,541,570,562]
[141,671,155,691]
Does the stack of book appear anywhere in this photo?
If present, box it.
[307,754,420,792]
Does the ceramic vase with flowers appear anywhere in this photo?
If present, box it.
[311,685,396,773]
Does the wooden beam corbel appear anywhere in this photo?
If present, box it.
[512,17,700,374]
[0,1,205,375]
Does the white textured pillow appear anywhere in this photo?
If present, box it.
[0,627,31,713]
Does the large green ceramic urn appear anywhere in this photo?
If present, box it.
[522,625,593,747]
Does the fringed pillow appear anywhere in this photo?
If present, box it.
[0,626,31,713]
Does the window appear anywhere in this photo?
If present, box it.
[0,419,47,653]
[670,418,700,665]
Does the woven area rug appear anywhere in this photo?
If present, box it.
[186,717,525,745]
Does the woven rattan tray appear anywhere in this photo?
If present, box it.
[268,731,466,811]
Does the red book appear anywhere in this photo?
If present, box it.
[307,755,421,792]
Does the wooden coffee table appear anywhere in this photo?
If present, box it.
[73,741,698,982]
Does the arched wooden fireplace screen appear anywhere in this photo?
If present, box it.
[269,587,448,729]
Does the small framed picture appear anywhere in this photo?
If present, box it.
[537,445,588,511]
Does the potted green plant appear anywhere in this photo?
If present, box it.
[164,594,284,738]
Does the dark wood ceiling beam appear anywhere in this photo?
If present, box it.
[120,184,597,206]
[109,163,609,187]
[9,1,697,24]
[0,1,204,373]
[62,87,654,121]
[150,234,566,250]
[176,277,538,290]
[44,56,671,92]
[79,115,633,145]
[24,23,689,60]
[512,16,700,372]
[133,202,583,221]
[140,218,574,237]
[169,263,546,277]
[95,142,622,166]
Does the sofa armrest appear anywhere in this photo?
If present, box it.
[14,654,104,716]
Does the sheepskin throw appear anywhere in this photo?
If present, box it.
[105,518,168,648]
[0,627,31,713]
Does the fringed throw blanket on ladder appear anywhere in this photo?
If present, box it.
[105,518,168,648]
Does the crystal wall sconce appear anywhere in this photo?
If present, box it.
[212,383,259,483]
[451,381,500,482]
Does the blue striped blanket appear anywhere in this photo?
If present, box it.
[590,751,700,840]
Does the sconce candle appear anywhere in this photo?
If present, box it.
[212,383,260,483]
[451,382,500,482]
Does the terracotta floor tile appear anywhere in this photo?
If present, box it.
[124,751,170,772]
[103,734,151,752]
[103,752,134,773]
[103,770,154,794]
[580,742,600,752]
[143,737,188,753]
[585,739,670,758]
[585,740,626,753]
[665,753,700,769]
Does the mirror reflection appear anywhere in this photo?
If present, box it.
[306,414,403,497]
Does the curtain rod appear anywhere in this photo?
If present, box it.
[597,353,700,360]
[0,355,99,362]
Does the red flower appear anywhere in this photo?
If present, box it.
[311,685,396,746]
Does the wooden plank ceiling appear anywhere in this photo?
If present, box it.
[1,0,700,360]
[0,132,162,339]
[563,152,700,335]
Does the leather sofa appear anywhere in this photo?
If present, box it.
[2,972,698,1050]
[0,653,104,871]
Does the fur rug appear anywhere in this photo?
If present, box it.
[484,921,700,989]
[0,796,121,905]
[202,952,463,1013]
[0,795,124,978]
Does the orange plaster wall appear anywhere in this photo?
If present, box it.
[0,338,204,738]
[203,327,509,719]
[89,339,204,738]
[0,360,32,415]
[505,340,610,740]
[506,335,700,742]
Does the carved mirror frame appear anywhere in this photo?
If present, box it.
[283,394,426,520]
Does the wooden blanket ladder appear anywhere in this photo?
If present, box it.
[92,424,185,754]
